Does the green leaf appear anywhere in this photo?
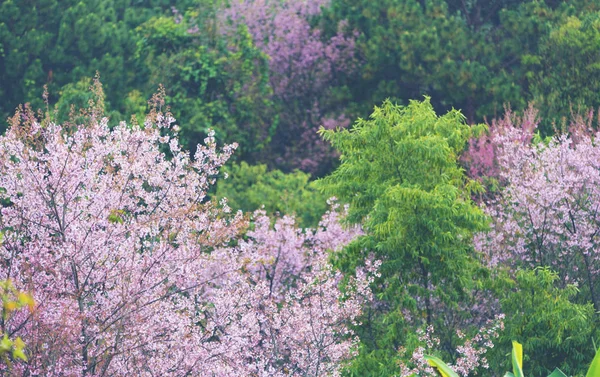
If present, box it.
[0,335,12,352]
[424,355,460,377]
[586,345,600,377]
[512,341,524,377]
[548,368,568,377]
[108,209,124,224]
[12,348,26,361]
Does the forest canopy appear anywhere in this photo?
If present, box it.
[2,0,600,376]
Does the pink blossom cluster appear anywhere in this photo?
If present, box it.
[474,111,600,310]
[221,0,356,98]
[221,0,358,173]
[229,203,375,376]
[452,314,504,375]
[462,104,539,183]
[0,103,374,376]
[245,199,362,299]
[463,105,600,183]
[398,315,504,377]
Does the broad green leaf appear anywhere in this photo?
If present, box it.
[0,335,11,352]
[586,345,600,377]
[424,355,459,377]
[504,373,515,377]
[512,341,524,377]
[12,348,26,361]
[548,368,568,377]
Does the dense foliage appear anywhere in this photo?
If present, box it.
[320,0,600,131]
[5,0,600,170]
[4,0,600,376]
[215,162,328,228]
[317,98,489,375]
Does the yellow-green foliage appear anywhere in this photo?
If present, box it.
[0,279,34,366]
[317,98,488,376]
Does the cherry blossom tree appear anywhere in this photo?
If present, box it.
[237,205,375,376]
[461,104,539,186]
[221,0,357,174]
[397,315,504,377]
[474,110,600,312]
[0,83,373,376]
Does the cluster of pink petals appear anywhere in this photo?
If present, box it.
[474,108,600,309]
[462,104,539,182]
[398,315,504,377]
[220,0,357,173]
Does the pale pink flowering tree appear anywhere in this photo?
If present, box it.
[0,87,374,376]
[463,105,600,184]
[0,98,242,375]
[238,205,375,376]
[245,199,361,299]
[462,104,539,185]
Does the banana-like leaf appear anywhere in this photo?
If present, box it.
[547,368,568,377]
[586,345,600,377]
[424,355,459,377]
[512,341,524,377]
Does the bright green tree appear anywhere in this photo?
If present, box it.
[317,98,488,375]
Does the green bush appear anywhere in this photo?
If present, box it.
[489,268,597,376]
[215,162,328,228]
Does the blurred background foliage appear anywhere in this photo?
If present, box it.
[4,0,600,160]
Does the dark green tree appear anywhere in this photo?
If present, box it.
[135,6,276,161]
[0,0,197,126]
[320,0,530,123]
[525,12,600,129]
[320,0,600,128]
